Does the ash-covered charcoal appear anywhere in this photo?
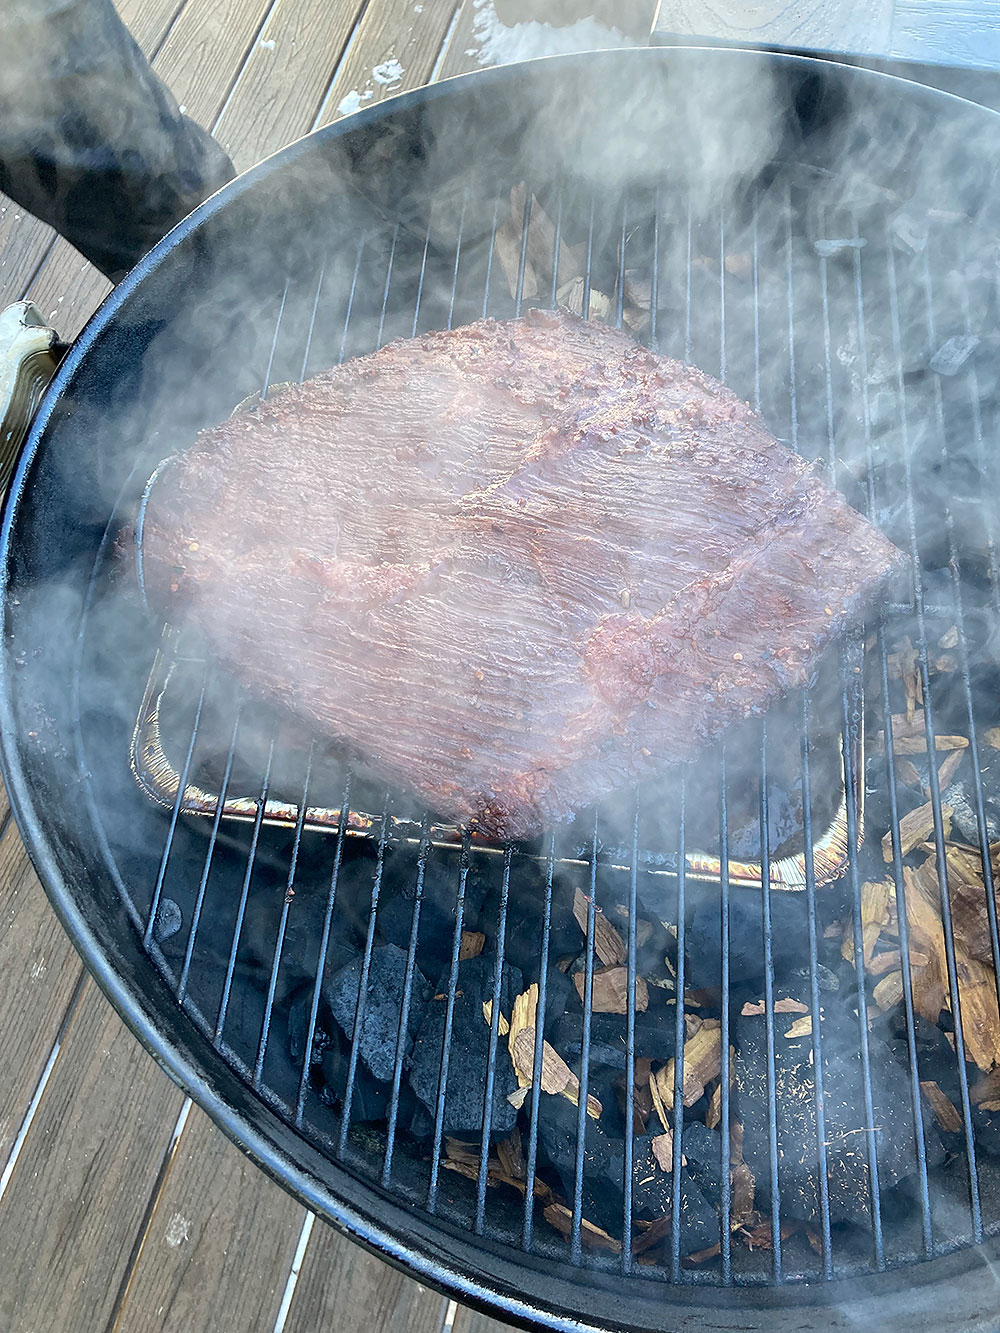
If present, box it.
[408,956,523,1137]
[929,334,981,377]
[941,776,1000,845]
[686,890,811,991]
[326,944,430,1084]
[734,1004,916,1227]
[153,897,182,943]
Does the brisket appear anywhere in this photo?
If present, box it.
[137,308,905,839]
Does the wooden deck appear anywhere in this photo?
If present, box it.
[0,1,979,1329]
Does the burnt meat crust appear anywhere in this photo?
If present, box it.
[138,308,905,838]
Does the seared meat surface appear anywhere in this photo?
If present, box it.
[139,309,904,838]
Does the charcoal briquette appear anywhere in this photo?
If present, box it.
[153,897,182,943]
[326,943,430,1083]
[735,1006,916,1227]
[687,890,810,989]
[930,334,980,377]
[408,956,522,1137]
[681,1121,724,1205]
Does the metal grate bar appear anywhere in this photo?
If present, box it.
[215,738,275,1043]
[514,191,532,317]
[839,651,886,1268]
[621,791,640,1273]
[481,196,500,320]
[548,190,565,309]
[818,237,884,1268]
[570,818,600,1266]
[261,280,289,401]
[877,631,934,1255]
[669,778,687,1281]
[522,831,557,1250]
[337,235,367,364]
[336,786,383,1151]
[581,198,595,320]
[297,772,352,1129]
[254,748,314,1089]
[475,845,513,1233]
[883,231,984,1239]
[411,227,432,337]
[427,832,472,1214]
[376,224,400,349]
[785,184,833,1275]
[448,192,469,328]
[144,674,207,950]
[716,214,732,1282]
[717,746,732,1280]
[758,723,783,1278]
[300,262,326,382]
[799,694,834,1273]
[178,708,242,1003]
[381,819,430,1188]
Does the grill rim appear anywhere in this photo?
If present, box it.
[5,47,1000,1331]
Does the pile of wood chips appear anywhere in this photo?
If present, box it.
[846,629,1000,1132]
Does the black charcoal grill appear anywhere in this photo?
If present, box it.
[4,47,1000,1331]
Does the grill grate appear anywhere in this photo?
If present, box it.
[100,167,1000,1288]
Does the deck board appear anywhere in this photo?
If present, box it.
[25,0,283,338]
[112,1104,306,1333]
[0,980,186,1333]
[0,823,83,1173]
[281,1219,448,1333]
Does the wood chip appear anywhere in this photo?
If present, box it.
[873,971,905,1011]
[543,1203,621,1253]
[573,889,627,966]
[868,949,904,975]
[891,734,969,754]
[682,1242,722,1265]
[921,1080,962,1133]
[651,1131,675,1171]
[730,1122,755,1230]
[741,997,809,1016]
[651,1025,722,1117]
[506,984,601,1117]
[705,1082,722,1128]
[971,1067,1000,1106]
[573,965,649,1014]
[939,626,959,649]
[985,727,1000,750]
[507,1086,529,1109]
[632,1215,671,1257]
[882,801,953,862]
[459,930,485,960]
[496,1127,526,1183]
[895,757,923,788]
[784,1015,813,1039]
[935,748,964,792]
[634,1057,653,1088]
[845,879,894,962]
[482,998,510,1036]
[933,654,958,674]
